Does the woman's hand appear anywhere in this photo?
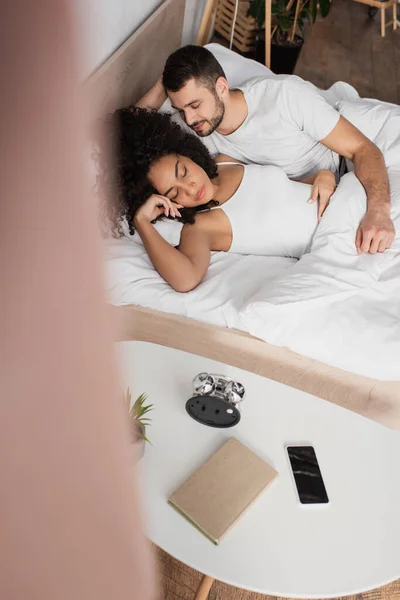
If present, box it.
[308,170,336,221]
[134,194,183,226]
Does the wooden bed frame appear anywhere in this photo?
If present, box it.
[87,0,400,431]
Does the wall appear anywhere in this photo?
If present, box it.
[182,0,209,46]
[74,0,208,77]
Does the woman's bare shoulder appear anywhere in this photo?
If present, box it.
[182,211,215,232]
[177,216,214,249]
[180,210,223,239]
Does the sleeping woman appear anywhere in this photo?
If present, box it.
[100,107,336,292]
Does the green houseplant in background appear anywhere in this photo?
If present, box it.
[125,388,154,458]
[248,0,332,74]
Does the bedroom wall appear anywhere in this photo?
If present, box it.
[74,0,208,77]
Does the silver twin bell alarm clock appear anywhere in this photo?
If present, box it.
[186,372,245,428]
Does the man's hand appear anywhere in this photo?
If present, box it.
[355,209,395,254]
[135,77,166,111]
[308,170,336,221]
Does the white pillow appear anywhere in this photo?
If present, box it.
[336,98,400,168]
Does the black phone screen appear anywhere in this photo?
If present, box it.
[287,446,329,504]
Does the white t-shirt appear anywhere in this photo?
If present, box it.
[202,76,341,179]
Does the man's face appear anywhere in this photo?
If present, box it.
[167,77,225,137]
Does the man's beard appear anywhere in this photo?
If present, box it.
[190,96,225,137]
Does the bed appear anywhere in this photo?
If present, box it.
[86,0,400,430]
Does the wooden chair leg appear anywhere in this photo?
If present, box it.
[393,1,397,29]
[381,5,386,36]
[196,0,218,46]
[194,575,215,600]
[265,0,272,69]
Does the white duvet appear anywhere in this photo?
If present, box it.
[238,169,400,380]
[106,233,296,327]
[105,45,400,381]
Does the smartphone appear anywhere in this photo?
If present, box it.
[286,445,329,505]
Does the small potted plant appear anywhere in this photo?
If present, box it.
[248,0,331,74]
[125,388,154,459]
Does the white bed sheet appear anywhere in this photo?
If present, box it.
[106,239,296,327]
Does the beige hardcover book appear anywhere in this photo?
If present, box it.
[168,437,278,545]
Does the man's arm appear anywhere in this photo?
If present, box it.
[321,116,395,254]
[135,77,167,110]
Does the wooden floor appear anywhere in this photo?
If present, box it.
[157,4,400,598]
[295,0,400,103]
[157,547,400,600]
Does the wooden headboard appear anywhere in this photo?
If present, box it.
[85,0,185,118]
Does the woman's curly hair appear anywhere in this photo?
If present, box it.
[97,106,218,237]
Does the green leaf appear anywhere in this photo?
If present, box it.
[318,0,332,18]
[309,0,317,22]
[257,2,266,28]
[299,7,313,25]
[249,0,329,38]
[140,432,152,445]
[247,2,256,17]
[248,0,266,28]
[278,15,292,30]
[125,388,154,444]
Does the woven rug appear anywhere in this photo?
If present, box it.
[157,548,400,600]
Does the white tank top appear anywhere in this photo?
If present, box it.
[215,162,318,258]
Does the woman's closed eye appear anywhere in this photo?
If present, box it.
[167,165,187,200]
[170,166,187,199]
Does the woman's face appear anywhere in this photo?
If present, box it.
[148,154,215,208]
